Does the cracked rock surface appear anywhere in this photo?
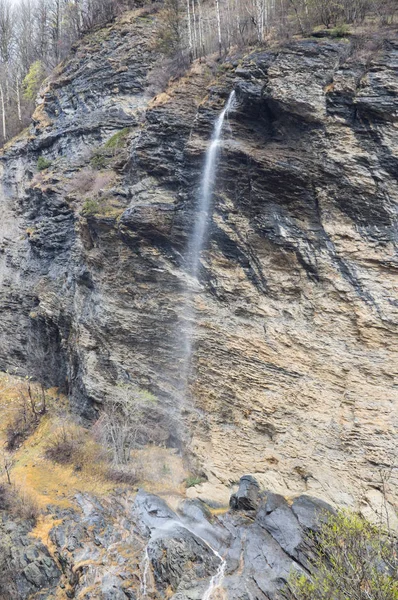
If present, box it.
[12,485,333,599]
[0,7,396,513]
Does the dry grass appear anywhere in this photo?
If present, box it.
[0,374,189,513]
[0,375,114,509]
[0,483,41,522]
[67,168,115,196]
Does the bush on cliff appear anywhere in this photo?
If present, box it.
[93,385,158,466]
[0,484,40,523]
[5,379,46,451]
[285,510,398,600]
[37,156,52,171]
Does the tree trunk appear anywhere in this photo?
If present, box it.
[216,0,222,55]
[0,84,7,140]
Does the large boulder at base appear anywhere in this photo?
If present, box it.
[230,475,260,511]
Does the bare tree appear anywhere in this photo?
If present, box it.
[94,386,157,466]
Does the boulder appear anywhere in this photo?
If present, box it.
[230,475,260,511]
[291,495,335,531]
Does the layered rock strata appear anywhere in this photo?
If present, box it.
[0,7,396,511]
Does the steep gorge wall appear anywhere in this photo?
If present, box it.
[0,8,397,513]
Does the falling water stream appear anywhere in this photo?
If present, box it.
[139,93,236,600]
[187,90,236,279]
[202,547,227,600]
[181,91,236,391]
[139,517,226,600]
[140,547,150,598]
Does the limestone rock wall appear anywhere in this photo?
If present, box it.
[0,7,397,512]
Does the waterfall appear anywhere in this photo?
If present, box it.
[202,547,227,600]
[140,547,150,599]
[139,517,226,600]
[187,91,236,279]
[180,91,235,395]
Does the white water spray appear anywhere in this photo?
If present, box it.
[179,91,235,395]
[202,547,226,600]
[140,547,150,599]
[139,516,226,600]
[187,91,236,279]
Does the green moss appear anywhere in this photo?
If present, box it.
[82,198,100,216]
[81,196,124,219]
[37,156,52,171]
[103,128,131,150]
[90,150,109,170]
[90,129,131,170]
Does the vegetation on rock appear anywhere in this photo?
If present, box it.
[285,511,398,600]
[37,156,52,171]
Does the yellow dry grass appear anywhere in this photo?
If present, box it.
[11,417,114,509]
[131,445,188,497]
[0,374,113,509]
[31,103,53,129]
[0,374,189,513]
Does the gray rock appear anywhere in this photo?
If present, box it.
[291,495,336,531]
[230,475,260,511]
[149,526,220,593]
[257,493,303,559]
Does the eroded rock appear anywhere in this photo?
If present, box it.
[229,475,260,511]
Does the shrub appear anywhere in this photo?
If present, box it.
[330,23,350,37]
[81,195,124,219]
[5,382,44,451]
[37,156,52,171]
[146,52,190,94]
[103,128,130,151]
[90,129,130,170]
[44,432,80,465]
[185,475,206,488]
[283,510,398,600]
[90,149,108,170]
[106,466,140,486]
[68,168,96,194]
[82,198,100,216]
[93,386,158,466]
[0,484,40,523]
[68,168,115,196]
[23,61,46,101]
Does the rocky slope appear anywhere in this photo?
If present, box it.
[1,476,337,600]
[0,5,397,519]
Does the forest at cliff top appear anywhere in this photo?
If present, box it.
[0,0,395,147]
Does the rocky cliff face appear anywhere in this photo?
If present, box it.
[0,6,397,515]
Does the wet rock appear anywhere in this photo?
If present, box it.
[133,489,178,535]
[229,475,260,511]
[149,526,220,593]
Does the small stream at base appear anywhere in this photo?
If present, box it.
[139,518,227,600]
[202,547,226,600]
[140,546,150,598]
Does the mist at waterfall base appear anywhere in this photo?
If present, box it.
[179,91,236,401]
